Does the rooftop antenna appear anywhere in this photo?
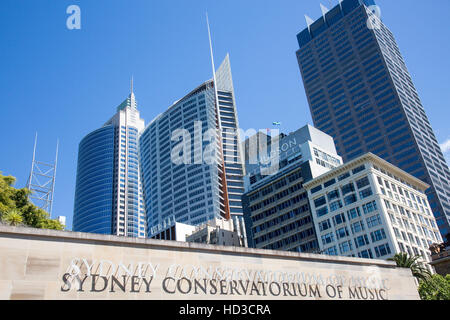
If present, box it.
[26,133,58,217]
[206,11,222,134]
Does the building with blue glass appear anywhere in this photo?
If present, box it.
[296,0,450,240]
[73,86,146,238]
[242,125,343,252]
[139,55,247,240]
[72,126,115,234]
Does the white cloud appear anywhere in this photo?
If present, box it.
[441,139,450,154]
[441,139,450,165]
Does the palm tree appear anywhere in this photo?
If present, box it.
[2,209,23,226]
[389,253,432,282]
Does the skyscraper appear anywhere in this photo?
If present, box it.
[139,55,246,238]
[296,0,450,240]
[73,84,146,238]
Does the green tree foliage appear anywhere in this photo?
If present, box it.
[3,209,23,226]
[389,253,432,282]
[0,172,64,230]
[418,274,450,300]
[0,174,18,216]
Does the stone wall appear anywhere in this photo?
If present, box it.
[0,226,420,300]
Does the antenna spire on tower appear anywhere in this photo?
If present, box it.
[131,75,134,95]
[205,12,231,221]
[206,12,217,85]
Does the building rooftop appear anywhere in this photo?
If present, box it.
[303,152,430,192]
[297,0,376,49]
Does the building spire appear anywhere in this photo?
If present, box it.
[130,75,134,95]
[128,75,137,109]
[206,12,231,221]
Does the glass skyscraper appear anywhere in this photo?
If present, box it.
[73,87,146,238]
[139,55,246,237]
[295,0,450,240]
[72,126,115,234]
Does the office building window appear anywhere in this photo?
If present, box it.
[356,176,370,189]
[341,182,355,195]
[333,213,346,226]
[314,196,327,208]
[322,232,335,246]
[317,206,329,218]
[370,228,387,243]
[336,226,350,240]
[366,214,382,228]
[351,221,365,234]
[374,243,392,258]
[359,187,373,199]
[362,201,377,214]
[324,246,339,256]
[339,241,353,254]
[354,235,370,248]
[319,219,332,232]
[330,200,343,212]
[328,189,340,201]
[347,207,362,220]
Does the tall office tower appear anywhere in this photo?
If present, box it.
[139,55,246,239]
[296,0,450,240]
[304,153,442,271]
[73,85,146,238]
[242,125,342,252]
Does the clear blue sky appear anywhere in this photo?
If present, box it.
[0,0,449,231]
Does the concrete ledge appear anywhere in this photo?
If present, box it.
[0,225,396,268]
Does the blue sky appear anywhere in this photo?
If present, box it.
[0,0,449,231]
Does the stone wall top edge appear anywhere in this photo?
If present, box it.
[0,225,397,268]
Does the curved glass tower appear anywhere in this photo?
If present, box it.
[73,126,115,234]
[73,84,146,237]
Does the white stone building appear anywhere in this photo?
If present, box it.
[186,218,245,247]
[304,153,442,270]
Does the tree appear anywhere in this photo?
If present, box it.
[389,253,432,282]
[21,204,56,228]
[418,274,450,300]
[0,172,64,230]
[2,209,23,226]
[0,173,19,216]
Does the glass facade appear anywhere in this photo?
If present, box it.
[114,125,146,237]
[296,0,450,240]
[140,82,221,231]
[73,126,115,234]
[139,55,246,238]
[73,90,146,238]
[243,165,318,252]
